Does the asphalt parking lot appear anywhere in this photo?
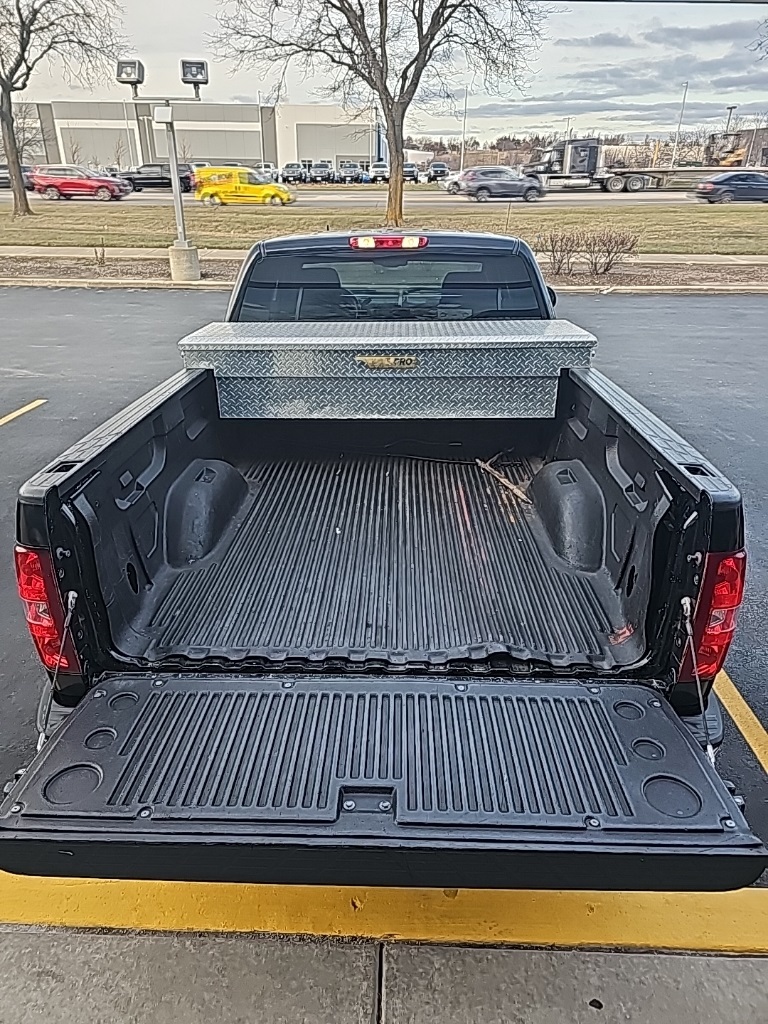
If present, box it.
[0,288,767,1021]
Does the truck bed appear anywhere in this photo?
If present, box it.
[134,454,623,668]
[22,366,723,680]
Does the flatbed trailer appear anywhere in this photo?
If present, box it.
[522,138,766,193]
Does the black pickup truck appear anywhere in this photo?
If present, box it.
[3,231,765,891]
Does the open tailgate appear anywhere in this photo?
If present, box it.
[0,676,764,891]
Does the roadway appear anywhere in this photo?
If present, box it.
[0,289,766,1020]
[0,187,698,209]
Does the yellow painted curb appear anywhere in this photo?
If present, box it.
[0,874,766,951]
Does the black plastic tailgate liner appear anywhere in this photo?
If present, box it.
[131,456,631,670]
[0,677,764,890]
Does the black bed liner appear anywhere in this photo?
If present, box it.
[124,455,636,670]
[1,676,763,890]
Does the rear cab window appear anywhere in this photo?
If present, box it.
[234,241,547,322]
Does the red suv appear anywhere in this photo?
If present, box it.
[30,165,132,201]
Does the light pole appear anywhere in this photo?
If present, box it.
[725,105,738,134]
[670,81,688,168]
[459,88,468,172]
[153,105,200,282]
[117,59,208,283]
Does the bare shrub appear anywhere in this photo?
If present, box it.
[535,228,583,276]
[581,228,639,275]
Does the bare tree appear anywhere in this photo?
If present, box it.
[0,101,49,161]
[0,1,124,216]
[68,134,83,164]
[215,0,545,225]
[112,132,127,168]
[177,135,194,162]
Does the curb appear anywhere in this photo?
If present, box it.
[0,277,233,290]
[2,277,768,295]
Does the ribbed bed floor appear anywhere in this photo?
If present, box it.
[143,456,622,669]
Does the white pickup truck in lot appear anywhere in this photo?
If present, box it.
[3,230,765,892]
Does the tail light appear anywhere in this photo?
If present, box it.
[681,550,746,681]
[350,235,428,249]
[699,182,715,191]
[14,546,80,673]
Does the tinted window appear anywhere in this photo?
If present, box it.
[236,250,544,322]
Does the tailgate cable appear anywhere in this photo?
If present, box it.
[681,595,716,767]
[37,590,78,752]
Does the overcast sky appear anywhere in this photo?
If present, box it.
[24,1,768,139]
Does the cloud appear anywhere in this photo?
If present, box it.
[468,96,765,128]
[711,70,768,91]
[641,19,760,48]
[555,32,640,49]
[564,46,761,98]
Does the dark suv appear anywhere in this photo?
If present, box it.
[121,163,193,192]
[337,162,361,183]
[460,167,544,202]
[281,162,306,184]
[427,161,450,182]
[308,161,334,184]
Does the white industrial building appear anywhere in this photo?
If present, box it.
[11,100,384,169]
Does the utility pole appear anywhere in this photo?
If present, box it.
[459,88,468,172]
[564,117,572,139]
[725,105,738,134]
[670,81,688,168]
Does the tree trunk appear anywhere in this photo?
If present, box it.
[0,88,32,217]
[385,114,405,227]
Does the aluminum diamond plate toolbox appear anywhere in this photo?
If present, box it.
[179,320,597,418]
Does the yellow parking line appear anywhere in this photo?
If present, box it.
[716,670,768,774]
[0,398,46,427]
[0,874,766,951]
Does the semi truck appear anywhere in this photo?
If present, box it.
[1,229,765,891]
[521,137,752,193]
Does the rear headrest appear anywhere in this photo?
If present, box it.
[300,267,341,287]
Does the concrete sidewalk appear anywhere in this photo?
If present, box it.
[1,245,767,265]
[0,928,766,1024]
